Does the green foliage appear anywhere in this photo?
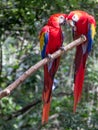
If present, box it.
[0,0,98,129]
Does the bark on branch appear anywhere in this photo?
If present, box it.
[0,35,86,99]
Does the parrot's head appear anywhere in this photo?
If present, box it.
[66,10,88,30]
[48,13,68,28]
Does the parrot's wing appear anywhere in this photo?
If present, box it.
[87,16,96,53]
[40,26,49,59]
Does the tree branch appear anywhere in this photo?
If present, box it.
[0,35,86,99]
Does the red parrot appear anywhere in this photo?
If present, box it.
[39,13,67,124]
[66,10,96,112]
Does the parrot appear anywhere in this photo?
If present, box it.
[39,13,67,124]
[66,10,96,112]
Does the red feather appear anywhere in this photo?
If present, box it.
[73,45,88,112]
[42,57,60,124]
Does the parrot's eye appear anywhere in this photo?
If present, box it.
[60,16,64,19]
[59,16,65,25]
[72,14,79,22]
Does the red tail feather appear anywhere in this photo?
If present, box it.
[73,47,88,112]
[73,63,85,112]
[42,65,53,124]
[42,58,60,124]
[42,99,51,124]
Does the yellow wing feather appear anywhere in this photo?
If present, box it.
[91,24,96,39]
[40,32,45,51]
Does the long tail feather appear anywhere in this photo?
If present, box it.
[73,46,88,112]
[42,57,60,124]
[73,63,85,112]
[42,99,51,124]
[42,65,53,124]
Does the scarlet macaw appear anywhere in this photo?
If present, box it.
[39,13,67,124]
[66,10,96,112]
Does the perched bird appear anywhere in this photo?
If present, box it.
[39,13,67,124]
[66,10,96,112]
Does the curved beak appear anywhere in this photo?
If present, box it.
[67,20,75,27]
[66,19,76,31]
[63,19,66,25]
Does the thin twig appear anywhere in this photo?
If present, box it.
[0,35,86,99]
[6,99,41,120]
[5,92,72,121]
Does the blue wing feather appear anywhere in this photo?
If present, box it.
[41,32,49,59]
[87,24,93,53]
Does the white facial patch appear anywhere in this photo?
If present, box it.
[59,16,65,24]
[72,14,79,22]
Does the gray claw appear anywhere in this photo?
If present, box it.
[47,54,53,60]
[60,46,65,51]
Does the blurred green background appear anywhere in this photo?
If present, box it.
[0,0,98,129]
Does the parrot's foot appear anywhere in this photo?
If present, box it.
[47,54,53,61]
[60,45,65,51]
[81,34,86,42]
